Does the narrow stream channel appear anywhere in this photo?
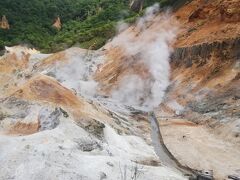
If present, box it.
[148,111,196,179]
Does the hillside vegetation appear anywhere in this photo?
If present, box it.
[0,0,175,53]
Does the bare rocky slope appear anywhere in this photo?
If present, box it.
[0,0,239,180]
[159,0,240,178]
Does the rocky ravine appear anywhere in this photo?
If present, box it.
[0,0,240,180]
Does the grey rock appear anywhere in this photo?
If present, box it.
[39,107,61,130]
[76,118,105,139]
[74,139,102,152]
[99,172,107,180]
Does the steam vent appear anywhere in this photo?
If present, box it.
[0,0,240,180]
[0,15,10,29]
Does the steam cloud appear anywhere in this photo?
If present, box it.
[110,4,178,111]
[53,50,102,98]
[48,4,177,112]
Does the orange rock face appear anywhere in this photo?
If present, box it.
[52,16,61,30]
[0,52,30,73]
[0,15,10,29]
[8,121,40,135]
[175,0,240,47]
[13,75,83,109]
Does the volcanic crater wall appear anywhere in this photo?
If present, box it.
[171,37,240,66]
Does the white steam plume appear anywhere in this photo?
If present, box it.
[111,4,178,111]
[53,49,103,98]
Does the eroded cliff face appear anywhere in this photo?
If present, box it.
[158,37,240,177]
[175,0,240,47]
[161,0,240,142]
[0,0,239,179]
[155,0,240,178]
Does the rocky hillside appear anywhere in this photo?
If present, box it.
[0,0,239,180]
[156,1,240,178]
[164,0,240,141]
